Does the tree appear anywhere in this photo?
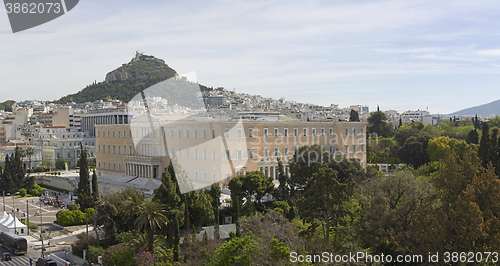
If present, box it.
[135,200,169,252]
[56,159,68,170]
[367,111,393,137]
[466,129,479,144]
[272,158,290,201]
[489,128,499,176]
[297,167,354,246]
[91,169,99,201]
[228,171,274,216]
[76,143,93,210]
[173,212,180,262]
[153,165,184,230]
[26,147,34,170]
[415,149,500,253]
[349,109,360,122]
[209,183,222,239]
[478,122,490,168]
[427,136,474,162]
[355,171,437,256]
[396,136,430,169]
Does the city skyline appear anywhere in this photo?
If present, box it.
[2,0,500,114]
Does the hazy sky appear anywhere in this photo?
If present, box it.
[2,0,500,114]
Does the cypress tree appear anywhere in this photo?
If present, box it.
[466,129,479,144]
[173,212,180,261]
[91,169,99,201]
[209,183,221,240]
[76,143,93,210]
[12,146,26,192]
[490,129,499,175]
[479,123,490,168]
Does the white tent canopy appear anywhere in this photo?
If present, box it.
[0,213,27,236]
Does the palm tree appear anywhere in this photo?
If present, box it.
[26,147,34,170]
[135,200,169,252]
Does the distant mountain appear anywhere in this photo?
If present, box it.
[450,99,500,117]
[56,52,211,104]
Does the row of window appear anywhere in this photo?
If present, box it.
[98,145,134,155]
[98,127,365,139]
[98,162,122,171]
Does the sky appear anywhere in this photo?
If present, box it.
[1,0,500,114]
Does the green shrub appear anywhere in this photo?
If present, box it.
[68,204,78,211]
[20,218,38,230]
[103,244,135,266]
[88,245,105,264]
[31,189,39,197]
[56,210,75,226]
[19,188,26,197]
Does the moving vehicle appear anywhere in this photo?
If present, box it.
[0,232,27,255]
[2,252,11,261]
[36,257,57,266]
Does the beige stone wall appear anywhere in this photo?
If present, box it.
[95,119,366,185]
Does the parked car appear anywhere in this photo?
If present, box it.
[2,252,11,261]
[36,257,57,266]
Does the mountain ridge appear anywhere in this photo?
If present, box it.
[450,99,500,117]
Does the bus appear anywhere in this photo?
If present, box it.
[0,232,27,255]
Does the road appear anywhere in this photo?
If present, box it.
[0,245,40,266]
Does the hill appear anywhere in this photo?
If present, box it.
[56,52,211,104]
[450,99,500,117]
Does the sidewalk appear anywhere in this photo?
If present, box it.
[26,226,94,250]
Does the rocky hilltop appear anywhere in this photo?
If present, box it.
[56,52,192,104]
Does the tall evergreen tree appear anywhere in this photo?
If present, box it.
[466,129,479,144]
[153,166,184,230]
[173,212,180,261]
[490,128,500,176]
[209,183,222,240]
[272,158,289,201]
[349,109,360,122]
[478,123,490,168]
[91,169,99,201]
[76,143,93,210]
[0,155,14,193]
[11,146,26,192]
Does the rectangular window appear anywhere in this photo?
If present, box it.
[186,129,190,138]
[113,131,115,137]
[237,150,242,159]
[237,129,242,138]
[195,129,198,138]
[130,147,133,155]
[171,130,174,138]
[274,147,279,157]
[107,146,110,154]
[284,147,288,156]
[225,128,230,138]
[284,128,288,137]
[329,145,334,153]
[186,149,190,159]
[353,128,356,135]
[113,146,116,154]
[194,150,199,159]
[248,149,254,159]
[303,128,307,136]
[212,129,216,139]
[203,150,207,160]
[294,128,298,136]
[98,146,101,153]
[212,173,216,182]
[118,147,121,154]
[361,145,364,152]
[312,128,316,136]
[330,128,333,136]
[248,128,253,138]
[321,128,325,136]
[264,168,269,177]
[118,131,121,137]
[264,148,269,157]
[195,171,199,180]
[345,145,349,153]
[178,149,182,158]
[353,145,357,153]
[274,128,278,137]
[107,131,110,137]
[178,130,182,138]
[345,128,348,136]
[124,130,126,137]
[204,129,207,138]
[264,128,268,137]
[97,131,100,137]
[225,150,231,160]
[360,128,364,135]
[212,150,216,160]
[203,172,207,181]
